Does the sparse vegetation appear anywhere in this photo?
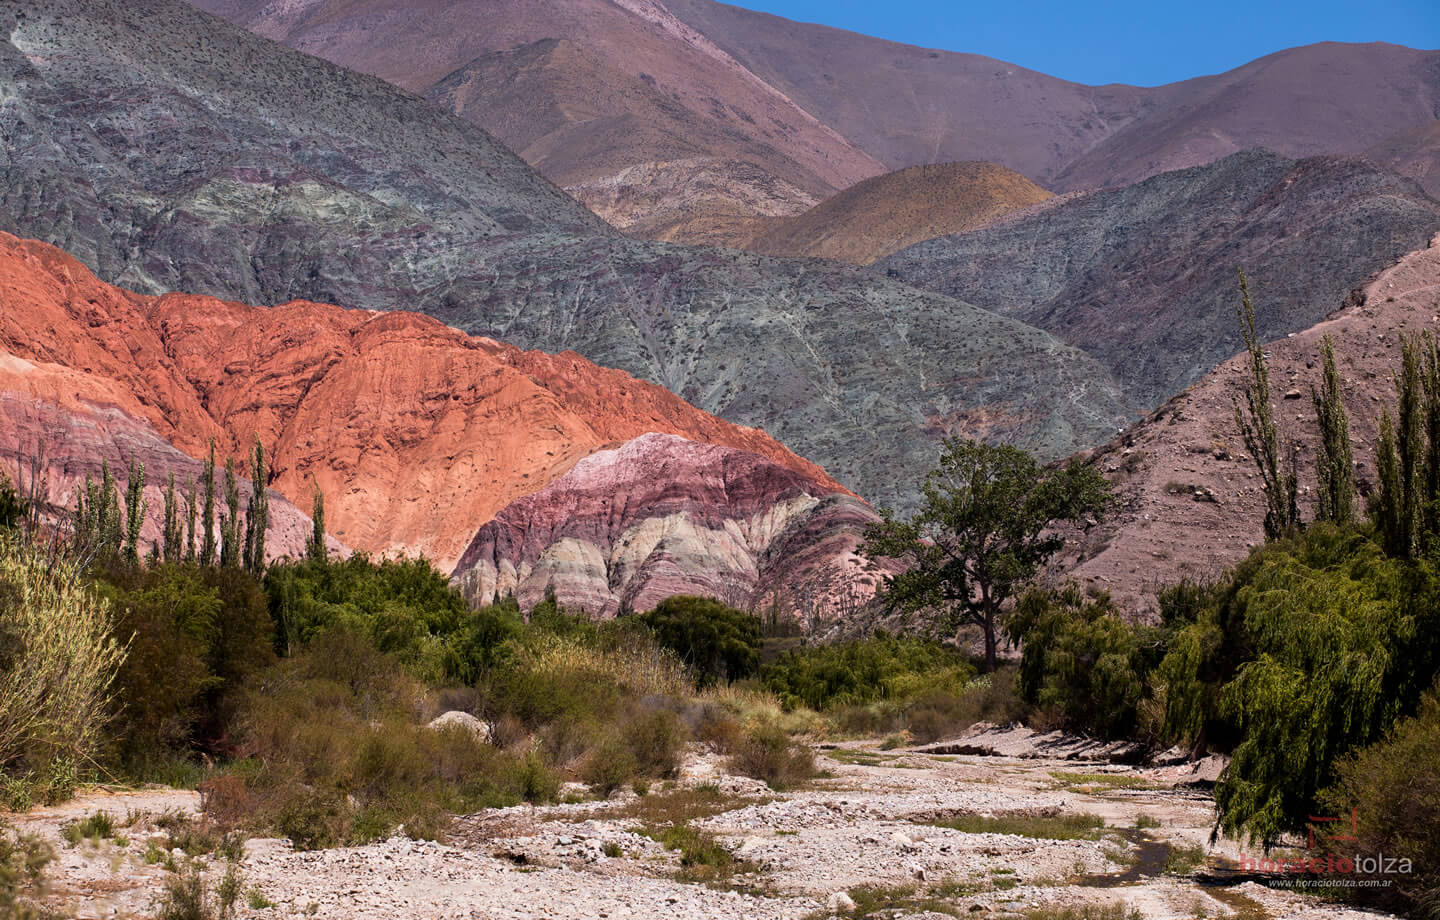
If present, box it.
[931,811,1107,840]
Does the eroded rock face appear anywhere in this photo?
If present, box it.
[0,234,847,571]
[453,434,885,618]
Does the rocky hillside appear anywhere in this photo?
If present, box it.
[661,3,1440,193]
[454,433,887,617]
[0,234,861,587]
[1368,119,1440,199]
[732,162,1052,265]
[0,0,1134,516]
[881,150,1440,410]
[199,0,1440,218]
[1054,232,1440,616]
[192,0,885,234]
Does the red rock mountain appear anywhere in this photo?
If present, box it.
[0,234,854,582]
[1054,232,1440,616]
[1368,120,1440,200]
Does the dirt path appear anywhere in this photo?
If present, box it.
[14,745,1397,919]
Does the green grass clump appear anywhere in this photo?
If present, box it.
[1163,842,1207,876]
[61,811,115,846]
[932,812,1107,840]
[1050,772,1156,791]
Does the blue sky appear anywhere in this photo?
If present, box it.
[729,1,1440,86]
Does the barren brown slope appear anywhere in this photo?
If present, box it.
[1367,119,1440,199]
[1052,233,1440,617]
[741,162,1053,265]
[664,1,1440,190]
[0,233,845,570]
[189,0,885,232]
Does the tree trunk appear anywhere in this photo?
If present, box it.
[982,605,998,672]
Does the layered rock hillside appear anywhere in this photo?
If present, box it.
[1054,232,1440,616]
[881,150,1440,410]
[0,233,855,581]
[454,433,888,618]
[0,0,1134,516]
[733,162,1053,265]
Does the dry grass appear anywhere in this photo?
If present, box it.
[0,534,126,799]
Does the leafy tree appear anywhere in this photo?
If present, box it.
[862,438,1112,671]
[761,633,975,710]
[184,474,197,563]
[1375,333,1440,558]
[122,457,146,565]
[1311,335,1355,524]
[308,481,327,563]
[1233,270,1299,540]
[242,439,269,577]
[201,441,217,567]
[1008,584,1162,739]
[220,457,240,569]
[639,595,761,687]
[162,473,183,563]
[0,474,24,532]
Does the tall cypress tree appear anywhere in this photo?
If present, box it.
[221,457,241,568]
[122,456,146,565]
[308,480,327,563]
[201,439,217,566]
[1233,271,1299,540]
[162,471,182,562]
[1311,336,1355,524]
[184,474,198,562]
[242,438,268,577]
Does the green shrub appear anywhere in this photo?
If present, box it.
[0,534,126,793]
[762,633,975,711]
[624,709,684,778]
[640,596,761,687]
[0,823,52,920]
[1009,585,1161,739]
[580,734,637,797]
[1322,686,1440,916]
[728,722,815,790]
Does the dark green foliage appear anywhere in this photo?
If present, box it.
[263,555,479,682]
[163,473,184,563]
[639,596,761,687]
[220,458,240,569]
[201,442,216,568]
[1008,585,1162,739]
[862,437,1112,670]
[1158,525,1440,846]
[1312,336,1355,524]
[1375,333,1440,558]
[184,475,198,563]
[1322,686,1440,917]
[241,440,268,578]
[307,483,326,563]
[762,633,976,711]
[96,562,275,769]
[122,456,146,565]
[1233,270,1299,541]
[0,474,24,532]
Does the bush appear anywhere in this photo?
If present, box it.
[0,823,52,920]
[640,596,761,687]
[0,534,126,794]
[581,735,637,797]
[1008,585,1161,739]
[1322,686,1440,916]
[96,562,275,770]
[762,633,976,711]
[728,722,815,790]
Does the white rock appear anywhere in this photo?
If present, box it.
[427,710,493,743]
[826,891,857,912]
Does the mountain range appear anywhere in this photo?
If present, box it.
[0,0,1137,518]
[194,0,1440,243]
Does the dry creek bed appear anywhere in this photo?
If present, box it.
[8,741,1399,920]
